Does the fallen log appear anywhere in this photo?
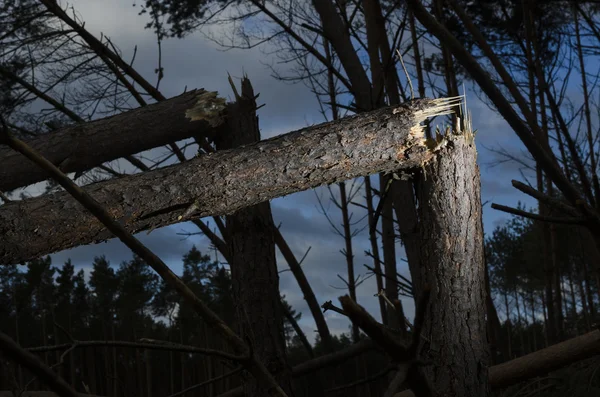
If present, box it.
[0,89,224,192]
[394,329,600,396]
[1,97,458,265]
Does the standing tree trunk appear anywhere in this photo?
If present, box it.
[485,262,505,363]
[339,181,360,342]
[365,176,387,324]
[413,135,489,396]
[381,173,401,331]
[218,77,294,397]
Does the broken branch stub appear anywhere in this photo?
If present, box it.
[1,97,460,265]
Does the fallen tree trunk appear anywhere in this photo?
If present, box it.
[0,89,224,192]
[394,329,600,396]
[1,97,456,265]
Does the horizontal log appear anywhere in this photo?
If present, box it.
[0,98,457,265]
[394,329,600,396]
[0,89,225,192]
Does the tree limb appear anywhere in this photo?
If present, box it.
[0,89,223,192]
[1,97,457,265]
[0,331,80,397]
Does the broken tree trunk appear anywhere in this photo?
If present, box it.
[338,123,489,396]
[218,77,294,397]
[411,132,489,396]
[0,89,224,192]
[0,97,458,265]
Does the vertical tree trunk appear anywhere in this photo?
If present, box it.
[577,266,591,331]
[179,328,185,392]
[102,324,110,396]
[145,350,152,397]
[521,0,557,346]
[365,176,387,324]
[112,323,118,397]
[134,329,144,397]
[380,173,401,330]
[567,269,578,321]
[340,181,360,342]
[513,290,525,355]
[551,224,565,340]
[433,0,460,125]
[218,77,294,397]
[578,230,597,323]
[13,292,23,387]
[362,0,404,332]
[87,347,98,394]
[528,291,538,352]
[503,292,512,359]
[484,261,505,363]
[541,293,549,348]
[169,349,174,395]
[413,135,489,396]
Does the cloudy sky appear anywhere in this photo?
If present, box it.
[13,0,541,342]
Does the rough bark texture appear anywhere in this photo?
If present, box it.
[413,135,489,396]
[218,78,293,397]
[0,89,222,192]
[1,99,439,265]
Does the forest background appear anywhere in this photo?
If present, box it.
[0,0,599,396]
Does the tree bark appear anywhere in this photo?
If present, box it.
[1,98,449,265]
[218,77,294,397]
[413,134,489,396]
[0,89,222,192]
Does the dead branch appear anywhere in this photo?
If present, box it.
[26,339,243,362]
[490,203,587,225]
[339,291,434,397]
[0,331,79,397]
